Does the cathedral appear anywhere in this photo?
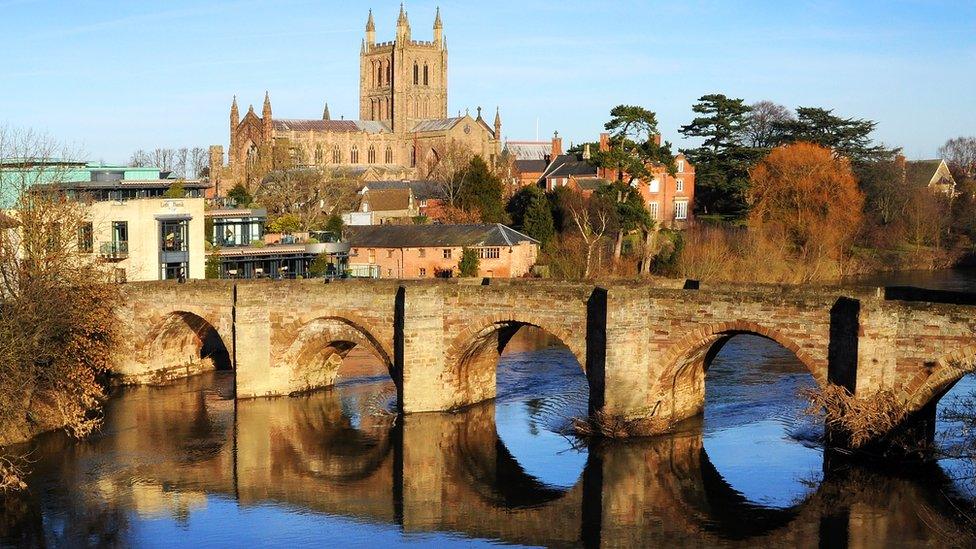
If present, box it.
[210,6,503,194]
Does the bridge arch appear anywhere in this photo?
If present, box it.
[280,314,396,396]
[903,345,976,416]
[445,313,588,409]
[656,321,825,422]
[143,310,232,376]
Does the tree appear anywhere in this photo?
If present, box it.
[522,192,556,247]
[594,181,653,265]
[267,213,302,234]
[308,254,331,278]
[939,136,976,180]
[858,159,911,225]
[324,213,344,238]
[748,142,863,263]
[205,249,221,279]
[593,105,675,186]
[566,190,615,278]
[162,179,185,199]
[459,248,480,277]
[0,126,121,489]
[745,100,793,149]
[458,156,508,223]
[256,167,358,231]
[679,94,758,216]
[227,183,252,207]
[506,186,543,229]
[425,141,475,207]
[770,107,898,165]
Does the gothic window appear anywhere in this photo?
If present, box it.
[246,144,258,169]
[315,144,323,164]
[332,145,341,164]
[368,145,376,164]
[371,99,376,120]
[351,145,359,164]
[411,147,417,167]
[413,62,419,85]
[386,62,391,85]
[423,64,429,86]
[385,146,393,163]
[377,63,382,87]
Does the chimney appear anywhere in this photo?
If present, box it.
[583,143,591,160]
[551,131,562,158]
[599,132,610,152]
[653,133,662,146]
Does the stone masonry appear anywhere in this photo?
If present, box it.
[114,279,976,438]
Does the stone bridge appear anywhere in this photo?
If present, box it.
[116,279,976,438]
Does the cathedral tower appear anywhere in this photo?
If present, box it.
[359,6,448,132]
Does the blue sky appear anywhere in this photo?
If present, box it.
[1,0,973,162]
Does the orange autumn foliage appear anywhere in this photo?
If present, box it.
[748,142,864,260]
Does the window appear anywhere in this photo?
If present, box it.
[442,248,452,259]
[350,145,359,164]
[423,64,429,86]
[649,178,660,193]
[160,219,188,252]
[377,63,382,86]
[315,144,323,164]
[112,221,128,244]
[411,147,417,167]
[413,63,419,85]
[648,202,659,220]
[78,222,93,253]
[419,267,426,277]
[385,146,393,163]
[677,159,685,173]
[477,247,500,259]
[368,249,376,262]
[674,201,688,220]
[387,249,394,258]
[676,178,684,192]
[161,262,187,280]
[368,145,376,164]
[332,145,341,164]
[418,248,426,258]
[386,63,391,85]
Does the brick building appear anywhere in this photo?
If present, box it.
[346,223,538,279]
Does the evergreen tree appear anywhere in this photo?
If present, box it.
[459,156,508,223]
[163,179,185,199]
[458,248,480,277]
[324,213,344,238]
[522,193,556,247]
[679,94,758,217]
[593,105,675,185]
[506,185,544,229]
[205,249,221,279]
[770,107,898,165]
[227,183,252,207]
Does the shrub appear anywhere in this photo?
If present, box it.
[459,247,480,277]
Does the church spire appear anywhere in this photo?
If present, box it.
[396,3,411,41]
[494,106,502,139]
[230,95,239,126]
[433,6,443,46]
[261,92,273,142]
[323,102,331,121]
[365,8,375,46]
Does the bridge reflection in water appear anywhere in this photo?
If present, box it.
[4,369,975,548]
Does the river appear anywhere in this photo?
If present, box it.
[3,271,976,547]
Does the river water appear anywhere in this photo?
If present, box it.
[3,272,976,547]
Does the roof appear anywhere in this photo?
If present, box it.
[205,207,268,219]
[362,180,440,200]
[542,154,598,179]
[573,176,611,190]
[410,117,464,133]
[0,212,18,229]
[347,223,538,248]
[504,141,552,161]
[217,243,308,257]
[905,159,953,188]
[363,188,412,211]
[515,159,548,174]
[272,119,390,133]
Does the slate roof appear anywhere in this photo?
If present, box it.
[541,154,598,179]
[504,141,552,161]
[347,223,538,248]
[363,188,412,212]
[410,117,464,133]
[905,159,952,188]
[515,159,548,174]
[362,180,441,200]
[272,119,391,133]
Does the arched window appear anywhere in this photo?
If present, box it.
[413,62,419,85]
[376,62,382,87]
[314,144,323,164]
[423,64,429,86]
[411,146,417,167]
[368,145,376,164]
[332,145,341,164]
[370,99,376,120]
[351,145,359,164]
[385,146,393,163]
[386,62,391,85]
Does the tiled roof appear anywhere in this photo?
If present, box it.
[272,119,391,133]
[362,180,441,200]
[347,223,538,248]
[410,117,464,133]
[905,159,951,188]
[205,207,267,219]
[364,188,412,212]
[505,141,552,161]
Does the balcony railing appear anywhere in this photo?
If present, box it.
[99,240,128,260]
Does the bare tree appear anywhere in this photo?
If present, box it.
[745,100,794,149]
[256,167,359,230]
[566,190,612,278]
[939,137,976,180]
[188,147,208,178]
[424,140,474,207]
